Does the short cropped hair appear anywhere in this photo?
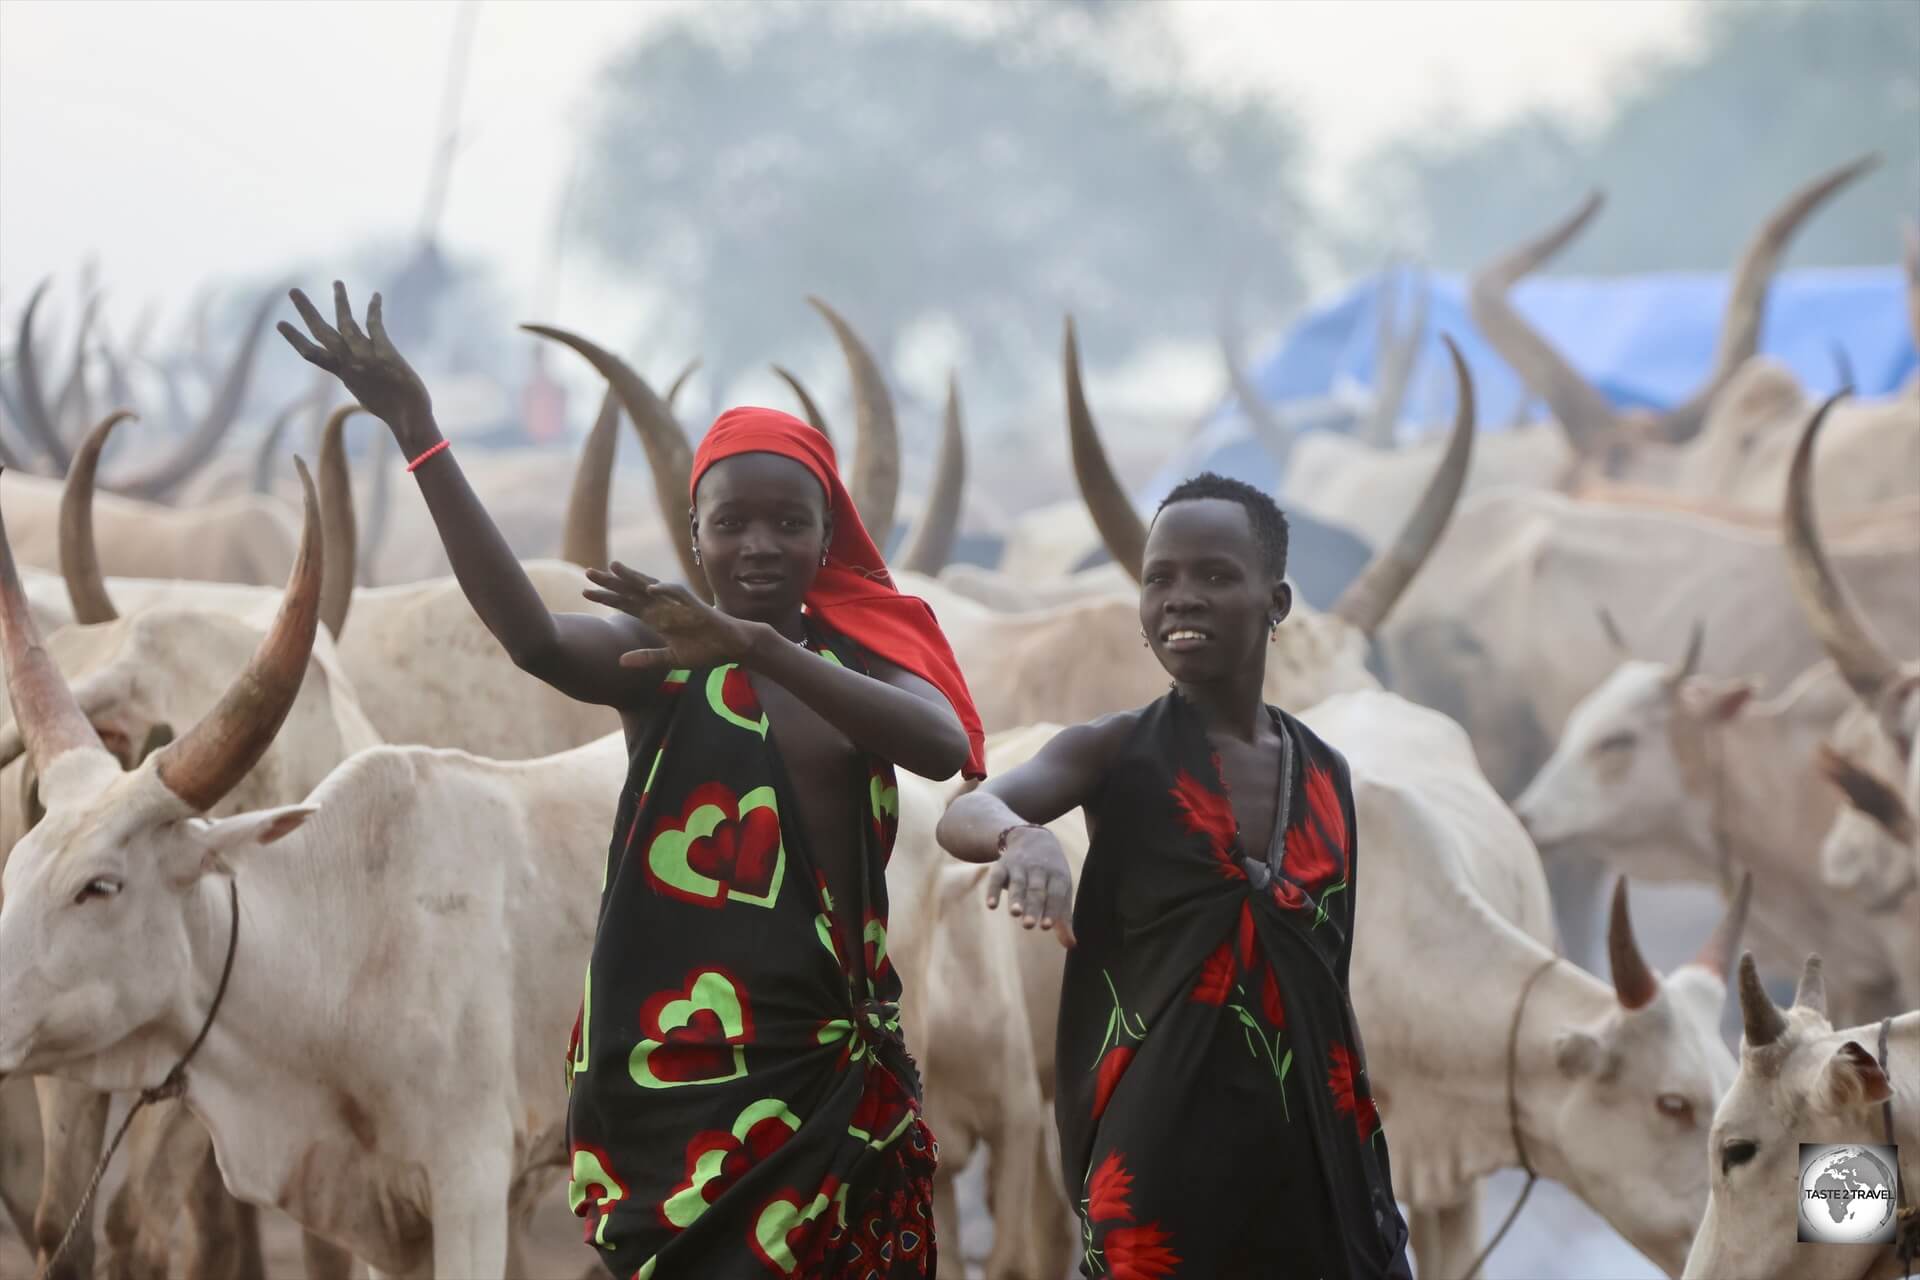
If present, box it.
[1154,471,1289,579]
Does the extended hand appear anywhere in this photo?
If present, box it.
[986,828,1077,948]
[277,282,434,441]
[584,562,759,670]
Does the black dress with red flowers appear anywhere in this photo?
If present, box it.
[563,616,936,1279]
[1056,691,1413,1280]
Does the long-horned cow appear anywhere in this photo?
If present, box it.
[0,460,622,1277]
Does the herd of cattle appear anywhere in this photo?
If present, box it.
[0,152,1916,1280]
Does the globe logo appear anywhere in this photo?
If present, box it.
[1797,1143,1899,1245]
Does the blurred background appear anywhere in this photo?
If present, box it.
[5,0,1914,548]
[2,2,1917,1277]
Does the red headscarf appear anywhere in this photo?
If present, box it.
[690,406,987,779]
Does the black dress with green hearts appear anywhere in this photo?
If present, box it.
[563,615,935,1279]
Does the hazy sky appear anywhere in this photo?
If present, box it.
[1,0,1700,374]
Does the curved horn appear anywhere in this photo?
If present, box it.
[1655,154,1879,444]
[1595,606,1630,656]
[1607,877,1660,1010]
[1904,221,1920,359]
[1362,266,1430,448]
[521,324,705,595]
[116,287,282,500]
[14,281,73,471]
[0,465,110,782]
[1830,342,1856,395]
[562,388,620,570]
[59,409,139,625]
[897,373,967,575]
[1693,869,1753,979]
[771,365,834,446]
[154,457,324,813]
[1791,953,1827,1019]
[1331,335,1476,633]
[665,358,702,412]
[1782,391,1900,707]
[1672,620,1706,684]
[1063,316,1147,581]
[807,298,898,544]
[317,404,361,639]
[1219,313,1293,465]
[1737,951,1788,1048]
[1468,192,1617,454]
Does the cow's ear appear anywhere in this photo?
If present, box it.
[1684,678,1756,724]
[1814,1040,1892,1111]
[171,805,319,881]
[1553,1028,1606,1078]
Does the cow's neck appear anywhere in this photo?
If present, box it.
[1386,937,1604,1203]
[1675,698,1837,887]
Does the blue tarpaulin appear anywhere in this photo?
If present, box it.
[1144,266,1916,506]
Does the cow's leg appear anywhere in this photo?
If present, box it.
[301,1228,356,1280]
[1407,1186,1481,1280]
[982,1100,1052,1280]
[0,1075,45,1249]
[427,1146,511,1279]
[31,1076,110,1280]
[98,1099,207,1280]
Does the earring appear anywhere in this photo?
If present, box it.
[1139,630,1149,647]
[692,546,702,565]
[821,550,829,566]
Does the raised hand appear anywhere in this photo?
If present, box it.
[986,826,1077,948]
[584,562,760,671]
[277,283,434,446]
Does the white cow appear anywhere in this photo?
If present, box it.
[1684,954,1917,1280]
[0,470,621,1278]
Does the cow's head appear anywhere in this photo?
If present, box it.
[1512,622,1745,879]
[1683,953,1902,1280]
[1546,876,1747,1273]
[0,464,322,1086]
[1814,705,1917,913]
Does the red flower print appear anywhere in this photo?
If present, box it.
[1087,1150,1134,1223]
[1282,764,1348,891]
[1169,769,1242,878]
[1235,900,1259,970]
[1259,962,1287,1029]
[1327,1042,1379,1139]
[1190,940,1235,1005]
[1092,1045,1134,1119]
[1105,1223,1181,1279]
[1272,876,1306,910]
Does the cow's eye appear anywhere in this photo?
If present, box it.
[74,876,122,905]
[1721,1139,1757,1174]
[1596,731,1637,754]
[1656,1092,1696,1126]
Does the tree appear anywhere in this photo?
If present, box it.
[1349,0,1920,274]
[574,2,1310,420]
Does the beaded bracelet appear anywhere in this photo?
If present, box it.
[405,438,452,472]
[996,822,1046,854]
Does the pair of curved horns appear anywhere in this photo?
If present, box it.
[1471,155,1878,450]
[1737,950,1828,1048]
[3,458,324,813]
[1068,321,1475,635]
[1611,872,1753,1010]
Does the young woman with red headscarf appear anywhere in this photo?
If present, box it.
[280,284,983,1279]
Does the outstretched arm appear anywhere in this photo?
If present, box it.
[932,712,1134,946]
[583,565,969,779]
[278,283,662,707]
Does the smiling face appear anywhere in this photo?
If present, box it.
[691,453,833,626]
[1138,498,1289,687]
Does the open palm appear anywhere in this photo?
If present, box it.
[278,282,434,444]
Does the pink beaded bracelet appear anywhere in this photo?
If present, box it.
[405,438,451,472]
